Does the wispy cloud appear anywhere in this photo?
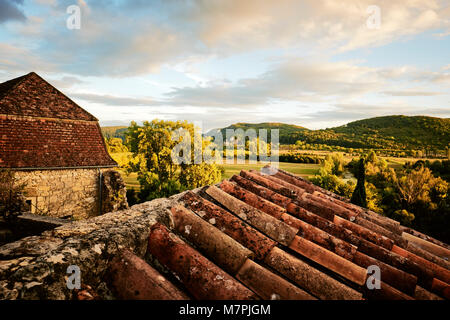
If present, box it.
[0,0,449,129]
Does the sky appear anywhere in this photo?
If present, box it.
[0,0,449,131]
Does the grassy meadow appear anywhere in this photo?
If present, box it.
[112,151,434,191]
[114,153,321,190]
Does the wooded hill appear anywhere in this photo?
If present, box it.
[101,115,450,150]
[205,116,450,150]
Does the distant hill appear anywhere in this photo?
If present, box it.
[207,116,450,150]
[205,122,308,142]
[307,115,450,150]
[101,126,127,140]
[102,116,450,150]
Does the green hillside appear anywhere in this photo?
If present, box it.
[207,116,450,150]
[299,116,450,150]
[205,122,308,142]
[101,126,127,140]
[102,116,450,151]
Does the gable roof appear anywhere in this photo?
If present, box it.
[0,72,97,121]
[0,72,116,168]
[106,166,450,300]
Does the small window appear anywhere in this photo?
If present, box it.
[25,198,36,214]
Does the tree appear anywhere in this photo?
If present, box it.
[394,166,446,207]
[351,158,367,207]
[125,120,222,201]
[105,137,128,153]
[0,170,27,221]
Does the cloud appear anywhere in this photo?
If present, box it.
[0,0,26,23]
[24,1,203,77]
[381,90,442,96]
[70,92,157,106]
[180,0,448,53]
[46,75,86,89]
[164,59,385,107]
[0,43,56,74]
[296,103,450,129]
[4,0,450,77]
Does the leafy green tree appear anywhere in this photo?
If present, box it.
[125,120,222,201]
[393,166,447,208]
[310,174,354,198]
[105,137,129,153]
[0,170,27,221]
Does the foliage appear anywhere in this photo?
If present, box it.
[407,160,450,182]
[0,170,27,221]
[310,174,354,198]
[311,150,450,242]
[126,188,140,207]
[319,153,345,176]
[279,153,322,164]
[101,126,128,140]
[125,120,222,202]
[105,137,129,153]
[206,122,307,145]
[105,138,131,167]
[361,156,449,242]
[310,153,353,198]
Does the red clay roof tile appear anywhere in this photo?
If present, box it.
[180,191,276,260]
[105,167,449,300]
[107,249,190,300]
[147,223,258,300]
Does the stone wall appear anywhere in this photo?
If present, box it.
[14,168,124,220]
[101,170,128,214]
[0,193,181,300]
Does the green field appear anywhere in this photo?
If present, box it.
[117,161,320,190]
[112,149,435,191]
[219,162,319,179]
[117,170,140,190]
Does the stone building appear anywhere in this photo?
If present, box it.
[0,72,126,219]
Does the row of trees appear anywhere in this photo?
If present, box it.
[279,153,322,164]
[290,141,450,159]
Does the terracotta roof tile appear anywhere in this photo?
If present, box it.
[170,205,253,275]
[103,166,449,300]
[107,249,190,300]
[205,185,298,246]
[147,223,258,300]
[180,191,276,260]
[235,258,316,300]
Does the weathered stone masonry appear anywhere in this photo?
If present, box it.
[14,168,121,220]
[0,193,181,300]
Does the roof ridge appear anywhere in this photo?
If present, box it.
[26,72,98,121]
